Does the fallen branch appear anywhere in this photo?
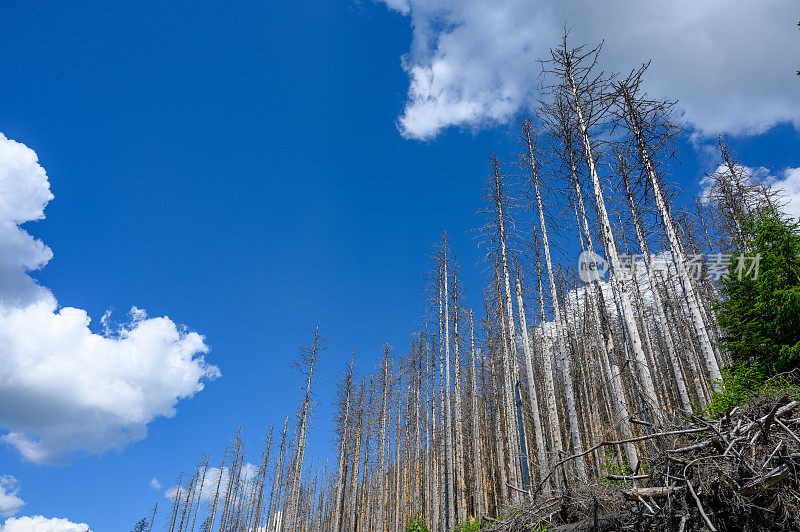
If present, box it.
[686,479,717,532]
[740,464,791,497]
[621,486,683,500]
[606,473,649,481]
[533,426,708,497]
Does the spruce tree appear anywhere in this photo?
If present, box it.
[717,210,800,375]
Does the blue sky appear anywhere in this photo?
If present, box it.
[0,0,797,529]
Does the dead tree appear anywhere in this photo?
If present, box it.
[484,157,528,500]
[614,70,723,390]
[449,254,468,521]
[543,39,662,420]
[331,355,354,532]
[284,327,323,532]
[519,118,586,480]
[617,153,692,411]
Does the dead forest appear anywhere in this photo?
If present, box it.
[152,39,800,532]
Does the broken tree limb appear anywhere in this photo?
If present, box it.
[686,479,717,532]
[621,486,684,500]
[606,474,650,481]
[740,464,791,497]
[533,427,708,496]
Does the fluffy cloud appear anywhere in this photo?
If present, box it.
[0,478,88,530]
[771,168,800,221]
[0,133,220,464]
[0,134,53,307]
[377,0,799,139]
[0,476,24,518]
[699,164,800,221]
[0,516,89,532]
[165,462,259,503]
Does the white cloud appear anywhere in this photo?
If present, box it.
[0,516,89,532]
[0,132,220,464]
[380,0,410,15]
[699,164,800,221]
[164,462,259,503]
[149,478,162,491]
[377,0,799,139]
[0,134,53,308]
[771,167,800,221]
[0,476,24,518]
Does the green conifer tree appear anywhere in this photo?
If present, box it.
[717,210,800,375]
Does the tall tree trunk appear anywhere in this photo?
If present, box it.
[284,328,323,532]
[619,158,692,411]
[565,61,661,418]
[488,158,527,496]
[441,242,455,528]
[513,272,548,489]
[468,310,486,516]
[332,359,354,532]
[532,237,565,490]
[450,258,467,521]
[619,84,723,390]
[521,128,586,480]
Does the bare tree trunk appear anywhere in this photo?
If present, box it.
[251,429,273,532]
[618,83,722,390]
[376,346,391,532]
[520,127,586,480]
[532,237,565,490]
[619,157,692,411]
[347,381,366,532]
[489,337,509,505]
[562,56,661,418]
[284,328,324,532]
[488,158,526,497]
[450,257,467,522]
[468,310,486,516]
[441,242,455,528]
[332,359,354,532]
[514,272,549,489]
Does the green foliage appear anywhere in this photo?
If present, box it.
[523,520,550,532]
[406,515,430,532]
[716,210,800,375]
[453,516,484,531]
[599,449,649,486]
[600,450,631,486]
[707,362,800,416]
[131,518,148,532]
[711,210,800,415]
[707,362,767,415]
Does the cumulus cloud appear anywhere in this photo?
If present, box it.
[150,478,162,491]
[165,463,259,502]
[699,164,800,221]
[771,168,800,221]
[376,0,799,139]
[0,476,24,518]
[0,134,53,307]
[0,132,220,464]
[0,478,88,531]
[0,515,89,532]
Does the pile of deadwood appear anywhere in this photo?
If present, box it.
[486,393,800,531]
